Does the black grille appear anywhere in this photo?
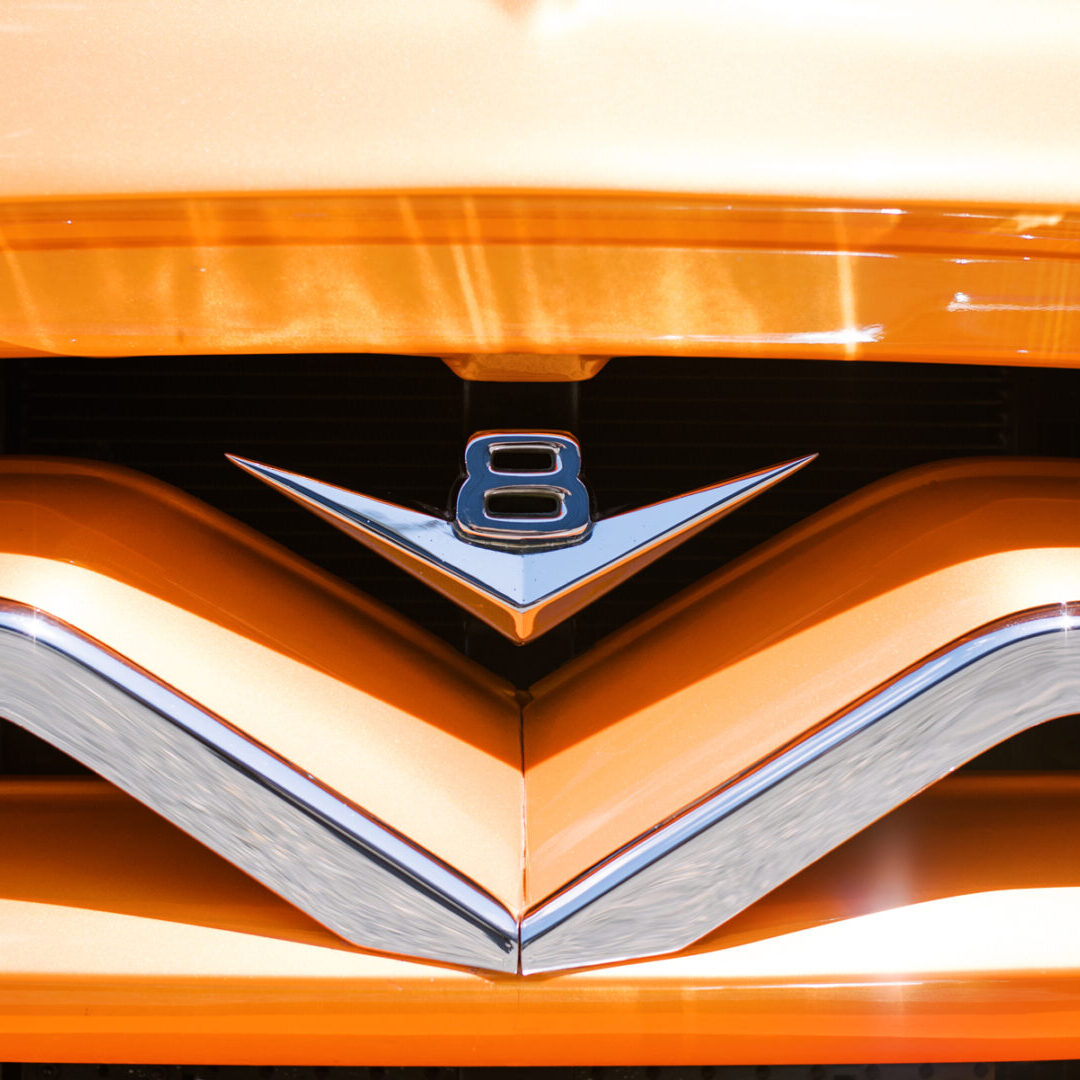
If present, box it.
[2,353,1079,770]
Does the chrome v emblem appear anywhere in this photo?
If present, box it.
[229,433,814,643]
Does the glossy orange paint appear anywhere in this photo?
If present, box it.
[4,194,1080,368]
[3,0,1077,1060]
[4,0,1080,208]
[525,458,1080,903]
[0,774,1077,1064]
[442,353,610,382]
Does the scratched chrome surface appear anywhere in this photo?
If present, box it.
[522,606,1080,973]
[0,601,517,972]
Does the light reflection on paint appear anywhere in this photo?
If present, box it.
[582,888,1080,981]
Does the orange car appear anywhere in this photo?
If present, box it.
[1,0,1080,1070]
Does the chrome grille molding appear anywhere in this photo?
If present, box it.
[521,606,1080,972]
[0,600,518,972]
[8,589,1080,973]
[2,570,1080,972]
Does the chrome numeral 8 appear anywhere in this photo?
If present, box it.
[455,432,591,547]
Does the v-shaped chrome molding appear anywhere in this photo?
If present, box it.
[228,439,816,642]
[0,600,518,971]
[5,595,1080,973]
[519,604,1080,971]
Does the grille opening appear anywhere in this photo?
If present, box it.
[485,489,563,517]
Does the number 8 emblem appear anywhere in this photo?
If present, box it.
[455,431,592,547]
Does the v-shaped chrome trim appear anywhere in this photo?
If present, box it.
[0,600,518,972]
[5,595,1080,973]
[519,604,1080,971]
[228,449,816,642]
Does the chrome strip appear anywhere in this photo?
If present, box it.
[521,604,1080,973]
[0,600,517,972]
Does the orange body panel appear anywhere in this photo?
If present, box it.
[0,775,1077,1064]
[5,0,1079,1062]
[3,0,1080,207]
[5,194,1080,367]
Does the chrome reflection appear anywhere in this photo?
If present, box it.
[0,600,517,972]
[455,432,592,546]
[229,442,815,643]
[521,604,1080,973]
